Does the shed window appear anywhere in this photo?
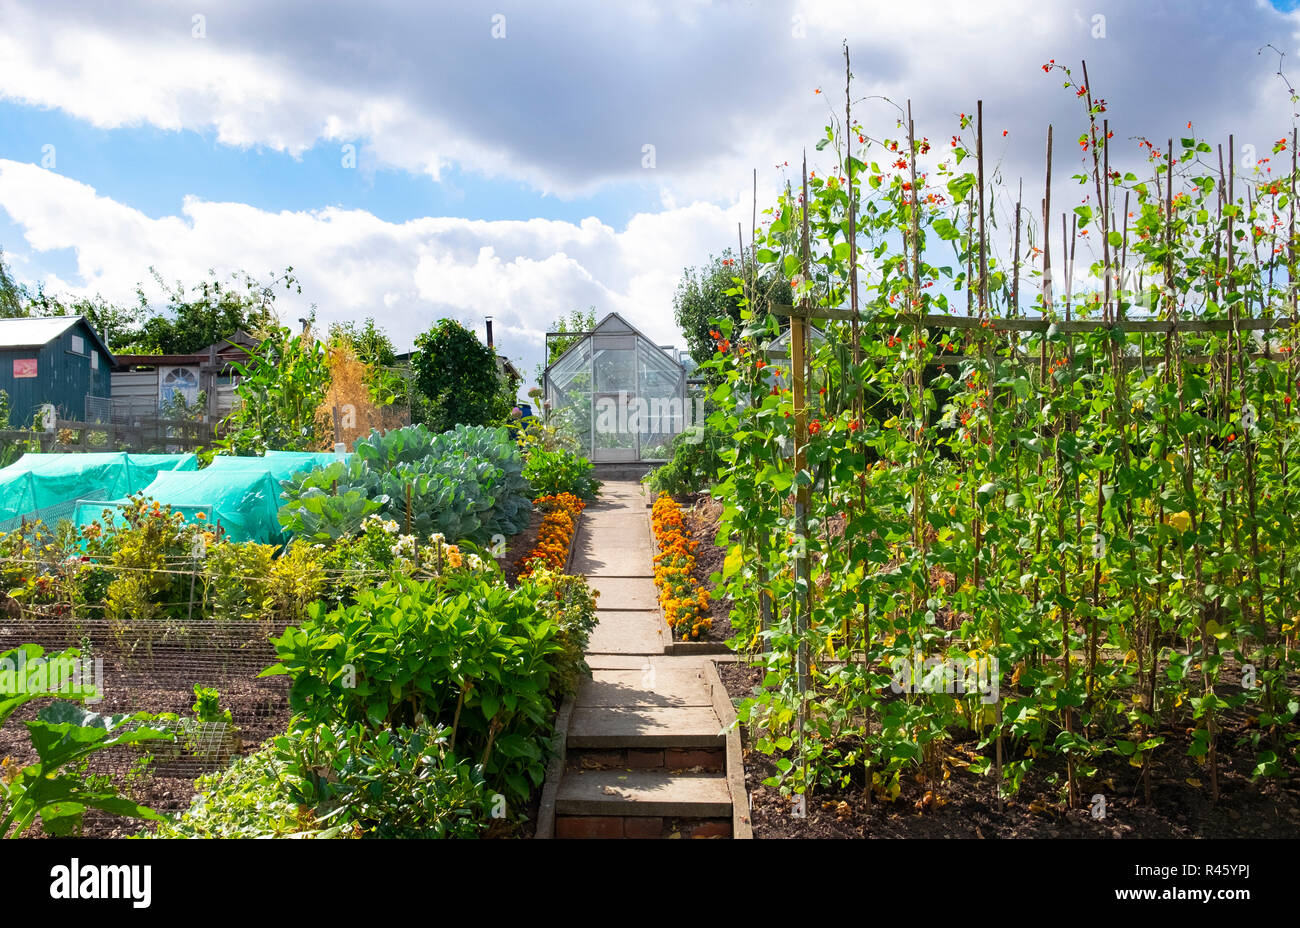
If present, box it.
[69,334,85,355]
[91,350,99,370]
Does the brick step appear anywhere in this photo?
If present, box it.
[566,706,724,749]
[557,770,732,821]
[555,814,732,839]
[566,745,725,773]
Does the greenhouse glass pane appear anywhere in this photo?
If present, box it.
[593,339,636,393]
[636,338,684,461]
[546,339,593,455]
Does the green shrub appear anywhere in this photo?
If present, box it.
[644,426,721,496]
[266,571,564,800]
[145,744,324,838]
[279,722,497,839]
[150,723,498,839]
[523,447,600,499]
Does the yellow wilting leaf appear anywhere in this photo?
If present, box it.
[1169,510,1192,533]
[1124,649,1139,665]
[1205,620,1230,641]
[1185,777,1203,788]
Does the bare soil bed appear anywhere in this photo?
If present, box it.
[0,652,290,837]
[503,506,545,586]
[716,660,1300,839]
[677,492,734,644]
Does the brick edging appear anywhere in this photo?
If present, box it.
[703,658,753,839]
[534,694,574,839]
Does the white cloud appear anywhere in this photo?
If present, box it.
[1,0,1292,201]
[0,159,744,385]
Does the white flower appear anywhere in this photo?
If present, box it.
[382,520,400,534]
[466,554,483,570]
[430,533,446,546]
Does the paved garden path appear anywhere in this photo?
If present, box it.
[549,480,736,838]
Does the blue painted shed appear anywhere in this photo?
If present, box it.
[0,316,115,426]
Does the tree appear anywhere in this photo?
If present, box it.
[0,249,23,318]
[536,306,596,385]
[411,319,509,431]
[0,252,294,354]
[128,267,290,354]
[673,250,792,367]
[328,317,397,369]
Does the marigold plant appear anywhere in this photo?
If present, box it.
[517,493,585,578]
[651,494,710,640]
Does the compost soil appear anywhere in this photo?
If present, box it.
[716,661,1300,839]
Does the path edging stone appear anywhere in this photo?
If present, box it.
[534,695,574,839]
[704,658,752,839]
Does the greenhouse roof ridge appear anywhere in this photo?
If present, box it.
[542,311,682,377]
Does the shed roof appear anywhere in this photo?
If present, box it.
[0,315,116,363]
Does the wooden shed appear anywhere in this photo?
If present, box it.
[0,316,114,425]
[110,330,257,424]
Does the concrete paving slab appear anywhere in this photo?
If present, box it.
[577,668,712,708]
[586,610,668,654]
[588,576,659,610]
[572,546,655,578]
[567,706,725,747]
[556,771,731,817]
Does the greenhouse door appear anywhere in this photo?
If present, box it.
[592,391,638,462]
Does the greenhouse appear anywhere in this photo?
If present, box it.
[542,312,687,463]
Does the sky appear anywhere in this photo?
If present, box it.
[1,0,1299,390]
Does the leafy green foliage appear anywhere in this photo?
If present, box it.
[412,318,511,431]
[0,645,174,838]
[218,326,331,455]
[0,256,293,354]
[524,447,599,499]
[536,306,596,385]
[265,571,568,801]
[674,250,791,369]
[278,722,497,839]
[191,685,232,725]
[706,72,1300,804]
[150,722,497,839]
[644,423,723,495]
[328,317,406,406]
[278,424,532,545]
[146,743,324,838]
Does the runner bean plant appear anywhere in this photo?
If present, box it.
[710,57,1300,808]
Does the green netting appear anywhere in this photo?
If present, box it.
[67,453,350,544]
[0,452,197,530]
[74,468,285,545]
[208,451,348,483]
